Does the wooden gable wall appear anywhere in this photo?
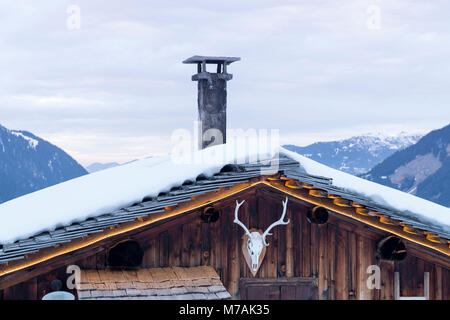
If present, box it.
[1,185,449,300]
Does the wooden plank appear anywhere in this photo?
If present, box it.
[293,203,303,277]
[168,225,182,266]
[246,286,269,299]
[327,225,336,300]
[301,210,311,277]
[3,282,22,300]
[442,268,450,300]
[190,218,202,267]
[434,265,442,300]
[210,203,222,278]
[318,224,328,300]
[221,202,230,288]
[248,191,259,237]
[96,250,105,269]
[310,223,319,278]
[416,258,425,297]
[335,228,348,300]
[348,232,357,299]
[76,254,97,269]
[239,282,248,300]
[142,237,159,268]
[277,203,288,278]
[285,207,294,278]
[356,235,374,300]
[296,284,318,300]
[256,197,267,278]
[228,205,240,297]
[37,273,52,300]
[25,277,37,300]
[200,220,211,266]
[399,256,418,297]
[159,231,169,267]
[379,260,394,300]
[239,195,252,279]
[424,261,435,300]
[181,222,192,267]
[265,199,278,278]
[280,285,296,300]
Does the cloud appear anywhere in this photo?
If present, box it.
[1,0,450,164]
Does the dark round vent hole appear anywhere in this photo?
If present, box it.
[201,206,220,223]
[107,240,143,269]
[377,236,407,261]
[307,206,329,224]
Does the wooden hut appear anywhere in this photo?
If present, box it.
[0,147,448,300]
[0,56,448,300]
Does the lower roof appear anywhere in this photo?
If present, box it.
[78,266,230,300]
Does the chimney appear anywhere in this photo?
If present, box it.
[183,55,240,150]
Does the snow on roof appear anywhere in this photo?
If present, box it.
[0,143,275,244]
[281,148,450,234]
[0,143,449,245]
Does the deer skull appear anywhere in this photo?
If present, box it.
[234,197,290,274]
[245,232,265,272]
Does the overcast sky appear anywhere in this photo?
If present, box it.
[1,0,449,166]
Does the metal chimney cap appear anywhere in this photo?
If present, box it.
[183,55,241,65]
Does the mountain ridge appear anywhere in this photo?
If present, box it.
[283,133,422,175]
[361,124,450,207]
[0,124,88,203]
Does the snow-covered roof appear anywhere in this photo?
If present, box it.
[0,143,449,249]
[282,149,450,234]
[0,144,275,245]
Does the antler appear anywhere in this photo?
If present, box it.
[233,200,251,236]
[262,197,290,246]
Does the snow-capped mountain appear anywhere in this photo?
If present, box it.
[361,124,450,207]
[283,133,422,176]
[0,124,88,203]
